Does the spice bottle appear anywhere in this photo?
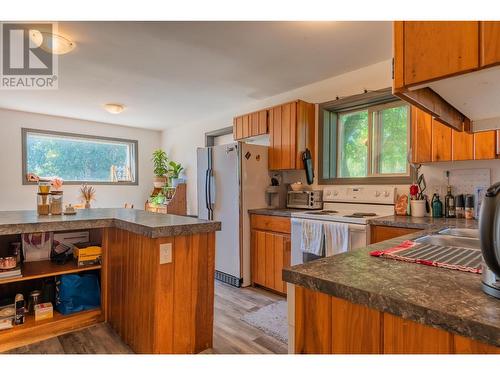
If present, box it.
[14,294,25,325]
[465,194,475,219]
[455,194,465,219]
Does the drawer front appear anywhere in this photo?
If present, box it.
[250,214,291,234]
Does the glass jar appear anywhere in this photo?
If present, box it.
[38,180,51,194]
[37,193,50,215]
[50,191,63,215]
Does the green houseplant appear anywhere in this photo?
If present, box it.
[152,149,169,188]
[168,161,185,187]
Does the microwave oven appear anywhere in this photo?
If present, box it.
[287,190,323,210]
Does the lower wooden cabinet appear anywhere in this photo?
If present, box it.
[251,229,290,294]
[294,286,500,354]
[370,225,421,244]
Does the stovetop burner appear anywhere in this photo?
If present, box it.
[343,212,378,218]
[307,210,339,215]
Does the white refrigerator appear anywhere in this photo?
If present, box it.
[197,142,269,287]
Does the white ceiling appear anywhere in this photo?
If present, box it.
[0,21,392,130]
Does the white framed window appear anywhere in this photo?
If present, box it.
[22,128,138,185]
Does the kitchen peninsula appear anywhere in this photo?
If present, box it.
[0,209,221,353]
[284,222,500,354]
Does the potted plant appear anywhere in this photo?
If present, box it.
[168,161,184,188]
[152,149,169,188]
[150,192,166,207]
[80,184,96,209]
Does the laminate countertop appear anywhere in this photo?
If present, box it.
[0,209,221,238]
[368,214,479,230]
[283,221,500,347]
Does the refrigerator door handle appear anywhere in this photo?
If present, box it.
[205,169,210,211]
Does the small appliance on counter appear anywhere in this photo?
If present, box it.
[265,174,287,209]
[479,181,500,299]
[287,190,323,210]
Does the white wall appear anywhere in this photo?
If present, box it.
[162,60,393,215]
[0,108,161,210]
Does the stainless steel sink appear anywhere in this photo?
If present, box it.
[415,234,481,249]
[437,228,479,238]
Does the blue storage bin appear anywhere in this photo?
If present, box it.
[56,273,101,315]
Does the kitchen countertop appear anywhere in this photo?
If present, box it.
[248,208,305,218]
[0,209,221,238]
[368,215,479,230]
[283,222,500,347]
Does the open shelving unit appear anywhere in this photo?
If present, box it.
[0,228,105,352]
[0,260,101,285]
[0,308,103,352]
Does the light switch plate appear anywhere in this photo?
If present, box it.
[159,243,172,264]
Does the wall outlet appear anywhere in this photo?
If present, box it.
[159,243,172,264]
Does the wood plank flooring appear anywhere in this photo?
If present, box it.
[5,281,287,354]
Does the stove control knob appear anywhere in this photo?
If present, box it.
[333,191,339,196]
[375,191,381,197]
[384,191,390,197]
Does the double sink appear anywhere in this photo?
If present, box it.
[415,228,481,250]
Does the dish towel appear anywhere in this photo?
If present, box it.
[299,219,324,257]
[324,222,349,257]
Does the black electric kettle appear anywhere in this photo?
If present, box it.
[479,182,500,298]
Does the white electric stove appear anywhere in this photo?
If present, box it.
[290,186,396,265]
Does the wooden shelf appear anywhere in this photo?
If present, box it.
[0,260,101,285]
[0,308,103,352]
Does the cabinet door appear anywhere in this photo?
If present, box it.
[403,21,479,86]
[258,110,268,135]
[384,313,453,354]
[233,116,243,140]
[250,112,259,137]
[296,100,315,168]
[431,118,452,162]
[474,130,497,160]
[269,103,296,170]
[480,21,500,68]
[452,129,474,161]
[251,229,266,286]
[242,114,250,139]
[411,106,432,163]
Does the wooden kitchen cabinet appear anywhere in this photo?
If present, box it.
[410,106,432,163]
[474,130,497,160]
[293,286,500,354]
[452,128,474,161]
[431,118,452,162]
[269,100,315,170]
[250,214,291,294]
[396,21,479,87]
[370,225,421,244]
[233,110,267,140]
[480,21,500,68]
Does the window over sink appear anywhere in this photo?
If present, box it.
[22,128,138,185]
[319,89,412,184]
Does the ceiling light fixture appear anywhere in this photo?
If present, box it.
[30,30,76,55]
[104,103,126,114]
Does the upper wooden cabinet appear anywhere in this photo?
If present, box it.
[410,106,498,163]
[480,21,500,68]
[452,128,474,161]
[393,22,500,131]
[233,110,267,140]
[411,106,432,163]
[400,21,479,87]
[269,100,315,171]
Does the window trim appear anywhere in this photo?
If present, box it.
[318,88,414,185]
[21,128,139,186]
